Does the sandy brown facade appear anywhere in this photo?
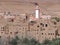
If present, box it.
[0,1,60,43]
[0,12,60,43]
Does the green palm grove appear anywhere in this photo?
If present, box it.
[8,36,60,45]
[0,36,60,45]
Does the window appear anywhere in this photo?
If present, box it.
[40,28,45,31]
[48,33,54,35]
[42,33,43,35]
[48,33,50,35]
[40,23,43,25]
[37,32,38,34]
[8,12,10,14]
[26,16,28,19]
[55,30,58,35]
[0,36,1,38]
[27,30,30,31]
[10,32,12,34]
[1,27,4,31]
[8,18,14,22]
[42,24,44,27]
[11,19,14,22]
[15,32,18,34]
[54,22,57,25]
[1,32,3,34]
[53,33,54,35]
[37,25,39,27]
[58,34,60,36]
[51,33,52,35]
[45,24,48,27]
[43,28,45,30]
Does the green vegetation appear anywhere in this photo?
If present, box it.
[10,36,19,45]
[52,17,60,22]
[22,38,41,45]
[9,37,41,45]
[42,38,60,45]
[7,36,60,45]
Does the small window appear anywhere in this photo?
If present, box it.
[1,27,4,31]
[48,33,50,35]
[54,22,57,25]
[45,33,46,35]
[1,32,3,34]
[27,30,30,31]
[26,16,28,19]
[8,12,10,14]
[42,33,43,35]
[58,34,60,36]
[8,18,14,22]
[40,23,43,25]
[11,19,14,22]
[37,32,38,34]
[53,33,54,35]
[43,28,45,30]
[0,36,1,38]
[10,32,12,34]
[45,24,48,27]
[15,32,18,34]
[37,25,39,27]
[42,24,44,27]
[51,33,52,35]
[40,23,44,27]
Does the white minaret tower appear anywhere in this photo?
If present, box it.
[35,3,40,19]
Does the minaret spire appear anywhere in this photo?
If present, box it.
[35,3,40,19]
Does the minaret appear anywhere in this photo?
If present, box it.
[35,3,40,19]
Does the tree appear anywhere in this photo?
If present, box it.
[22,38,32,45]
[53,17,60,22]
[10,38,17,45]
[10,36,20,45]
[22,38,41,45]
[42,39,51,45]
[30,38,40,45]
[51,38,60,45]
[22,38,30,44]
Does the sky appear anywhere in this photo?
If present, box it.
[0,0,60,3]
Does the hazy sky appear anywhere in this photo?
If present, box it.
[0,0,60,3]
